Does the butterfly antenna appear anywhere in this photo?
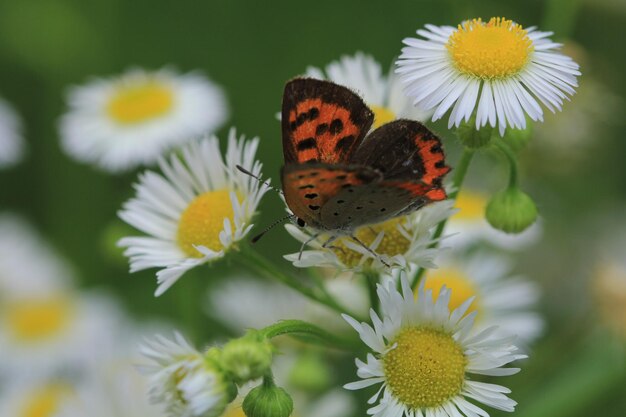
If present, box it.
[236,165,283,195]
[251,214,295,243]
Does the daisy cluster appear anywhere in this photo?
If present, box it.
[0,12,582,417]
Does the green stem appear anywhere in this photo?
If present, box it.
[364,270,380,314]
[493,139,519,189]
[178,269,202,345]
[236,246,367,322]
[410,148,474,290]
[259,319,356,351]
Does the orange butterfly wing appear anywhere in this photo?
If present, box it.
[282,78,374,164]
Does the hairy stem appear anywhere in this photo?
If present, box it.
[259,319,356,350]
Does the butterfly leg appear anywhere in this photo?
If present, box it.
[298,233,321,261]
[320,235,347,254]
[350,235,391,268]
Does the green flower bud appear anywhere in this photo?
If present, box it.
[456,115,492,149]
[222,332,274,383]
[288,352,331,393]
[243,378,293,417]
[486,187,538,233]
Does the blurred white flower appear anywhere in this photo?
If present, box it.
[424,252,543,344]
[0,213,73,297]
[306,52,432,126]
[59,67,228,172]
[0,97,25,168]
[118,130,269,296]
[0,290,124,377]
[207,275,369,333]
[0,378,77,417]
[0,214,124,375]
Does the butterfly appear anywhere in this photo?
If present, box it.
[280,78,450,256]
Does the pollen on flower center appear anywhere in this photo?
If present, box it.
[107,81,174,124]
[383,327,467,409]
[332,218,410,267]
[371,106,396,129]
[177,189,237,257]
[5,298,73,342]
[424,268,481,316]
[447,17,533,79]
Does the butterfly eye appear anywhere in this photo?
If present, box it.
[297,218,306,227]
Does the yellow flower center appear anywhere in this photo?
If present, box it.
[452,190,487,221]
[177,189,238,257]
[21,384,72,417]
[371,105,396,129]
[332,218,410,268]
[423,268,481,316]
[447,17,533,79]
[107,81,174,124]
[4,298,73,343]
[383,326,467,409]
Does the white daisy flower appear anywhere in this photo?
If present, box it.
[447,189,541,250]
[343,273,525,417]
[424,253,543,344]
[306,52,432,127]
[138,332,236,417]
[396,17,581,135]
[118,129,269,296]
[0,97,25,168]
[60,67,228,172]
[284,200,456,273]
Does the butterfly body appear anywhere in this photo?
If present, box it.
[281,78,450,236]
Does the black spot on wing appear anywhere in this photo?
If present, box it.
[335,135,355,153]
[329,119,343,134]
[315,123,328,135]
[297,138,317,151]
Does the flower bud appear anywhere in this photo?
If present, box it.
[456,115,492,149]
[485,187,538,233]
[221,331,274,383]
[243,378,293,417]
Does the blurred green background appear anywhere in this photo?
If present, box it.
[1,0,625,416]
